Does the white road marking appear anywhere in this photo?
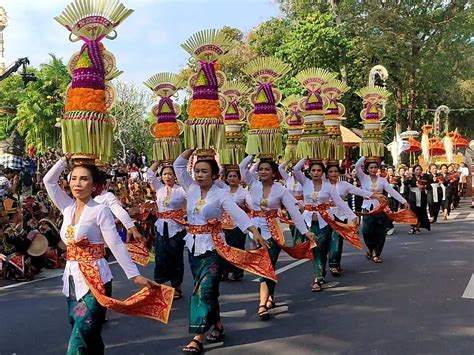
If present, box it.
[462,273,474,299]
[252,259,308,282]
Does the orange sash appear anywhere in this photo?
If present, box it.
[306,204,361,250]
[126,240,150,267]
[221,212,236,230]
[250,210,316,260]
[357,203,418,225]
[156,209,187,225]
[66,239,174,324]
[188,221,277,282]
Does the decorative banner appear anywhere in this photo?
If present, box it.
[295,68,336,160]
[181,29,234,153]
[242,57,290,158]
[55,0,133,163]
[144,72,185,163]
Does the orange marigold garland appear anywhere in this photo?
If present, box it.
[144,72,185,163]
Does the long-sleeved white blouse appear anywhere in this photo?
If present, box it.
[278,163,303,199]
[223,184,247,207]
[329,181,371,220]
[173,156,253,256]
[146,169,186,237]
[355,156,407,210]
[94,191,135,230]
[292,158,356,227]
[240,155,308,240]
[43,159,139,301]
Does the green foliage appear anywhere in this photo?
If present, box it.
[11,54,70,152]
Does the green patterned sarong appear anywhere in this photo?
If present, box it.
[188,250,223,334]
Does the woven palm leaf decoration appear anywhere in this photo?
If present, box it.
[144,72,185,163]
[355,85,390,157]
[219,81,250,165]
[321,79,349,160]
[295,68,337,160]
[55,0,133,163]
[181,29,234,154]
[243,57,290,158]
[281,95,303,162]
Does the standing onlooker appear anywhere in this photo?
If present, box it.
[0,165,12,199]
[459,162,469,198]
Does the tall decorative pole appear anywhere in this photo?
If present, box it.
[0,7,7,75]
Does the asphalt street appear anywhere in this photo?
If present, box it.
[1,201,473,355]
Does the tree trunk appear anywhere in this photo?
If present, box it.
[406,71,417,129]
[395,86,403,129]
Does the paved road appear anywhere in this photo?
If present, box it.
[1,201,473,355]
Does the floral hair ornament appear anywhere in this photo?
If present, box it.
[219,81,250,166]
[281,94,303,163]
[181,29,234,155]
[243,56,290,160]
[55,0,133,164]
[144,72,185,164]
[295,67,337,160]
[356,85,390,158]
[322,79,349,161]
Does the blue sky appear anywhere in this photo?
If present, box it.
[2,0,281,86]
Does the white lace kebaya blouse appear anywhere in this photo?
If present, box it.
[292,158,356,228]
[43,159,139,301]
[146,169,186,237]
[173,156,253,256]
[240,155,309,240]
[355,156,407,210]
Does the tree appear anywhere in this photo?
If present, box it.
[110,81,153,163]
[14,54,69,151]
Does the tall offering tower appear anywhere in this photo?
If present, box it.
[0,7,7,75]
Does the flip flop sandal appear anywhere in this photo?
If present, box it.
[372,256,382,263]
[330,267,341,277]
[182,339,204,354]
[311,281,323,292]
[174,288,183,300]
[206,325,225,343]
[258,305,270,320]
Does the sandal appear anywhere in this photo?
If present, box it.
[174,288,183,300]
[372,256,382,263]
[182,339,204,354]
[206,325,225,343]
[408,228,415,235]
[258,305,270,320]
[366,251,373,260]
[266,299,276,310]
[311,280,323,292]
[330,267,341,277]
[414,228,421,235]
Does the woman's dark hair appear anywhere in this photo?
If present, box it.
[309,162,326,174]
[159,165,175,177]
[72,164,101,185]
[440,164,448,169]
[428,163,438,170]
[326,164,343,175]
[413,164,423,173]
[225,169,241,180]
[364,161,379,174]
[257,160,281,180]
[195,159,220,180]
